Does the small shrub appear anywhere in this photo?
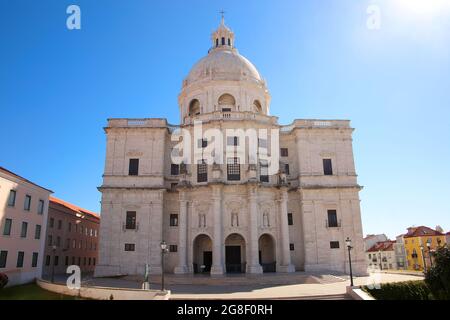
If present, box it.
[363,280,432,300]
[0,273,9,289]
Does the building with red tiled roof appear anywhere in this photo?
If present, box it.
[366,240,406,270]
[403,226,444,238]
[42,197,100,276]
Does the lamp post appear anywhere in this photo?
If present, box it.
[160,241,168,292]
[51,245,57,283]
[345,237,354,287]
[426,241,433,268]
[420,244,426,272]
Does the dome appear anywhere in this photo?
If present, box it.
[185,48,263,85]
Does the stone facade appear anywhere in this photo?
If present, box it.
[95,19,367,278]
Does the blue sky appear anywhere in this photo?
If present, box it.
[1,0,449,239]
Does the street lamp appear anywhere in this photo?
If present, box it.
[420,244,426,272]
[160,241,168,292]
[345,237,354,287]
[426,241,433,268]
[51,245,57,283]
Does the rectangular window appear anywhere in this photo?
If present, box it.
[227,136,239,146]
[197,160,208,183]
[88,257,91,266]
[49,218,54,228]
[72,257,75,265]
[78,257,81,266]
[288,213,293,226]
[56,236,61,247]
[48,235,53,246]
[125,243,135,252]
[323,159,333,176]
[171,164,180,176]
[38,200,45,215]
[222,108,232,112]
[83,257,86,266]
[327,210,338,228]
[126,211,137,230]
[0,251,7,268]
[227,157,241,181]
[72,239,76,249]
[45,255,51,266]
[24,195,31,211]
[198,139,208,149]
[170,214,179,227]
[169,245,178,253]
[330,241,340,249]
[258,138,267,149]
[21,222,28,238]
[54,256,59,266]
[16,251,24,268]
[32,252,38,268]
[280,148,289,157]
[35,225,41,239]
[3,218,12,236]
[57,220,62,230]
[65,256,69,266]
[285,164,290,175]
[260,160,269,182]
[93,258,96,266]
[68,222,72,232]
[128,158,139,176]
[8,190,16,207]
[66,238,70,249]
[290,244,295,251]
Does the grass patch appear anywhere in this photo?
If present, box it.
[0,283,80,300]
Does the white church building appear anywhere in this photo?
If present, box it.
[94,18,367,277]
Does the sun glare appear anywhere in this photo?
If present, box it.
[395,0,450,16]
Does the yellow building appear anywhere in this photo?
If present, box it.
[402,226,446,271]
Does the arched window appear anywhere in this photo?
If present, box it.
[189,99,200,116]
[218,94,236,111]
[253,100,262,113]
[216,38,219,47]
[221,37,225,45]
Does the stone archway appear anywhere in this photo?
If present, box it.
[259,234,276,273]
[193,234,213,274]
[225,233,246,273]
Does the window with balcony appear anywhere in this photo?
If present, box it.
[125,211,137,230]
[327,210,339,228]
[170,214,179,227]
[128,158,139,176]
[260,160,269,182]
[227,157,240,181]
[323,159,333,176]
[171,164,180,176]
[197,160,208,183]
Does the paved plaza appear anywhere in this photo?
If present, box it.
[43,272,424,300]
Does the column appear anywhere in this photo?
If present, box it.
[278,187,295,273]
[210,185,224,275]
[149,191,164,274]
[174,190,189,274]
[247,185,263,273]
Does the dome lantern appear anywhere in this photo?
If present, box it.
[210,12,235,50]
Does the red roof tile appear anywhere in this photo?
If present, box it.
[403,226,443,238]
[367,241,395,252]
[50,196,100,220]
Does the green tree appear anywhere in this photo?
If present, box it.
[425,244,450,300]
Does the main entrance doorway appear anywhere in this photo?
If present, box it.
[225,233,246,273]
